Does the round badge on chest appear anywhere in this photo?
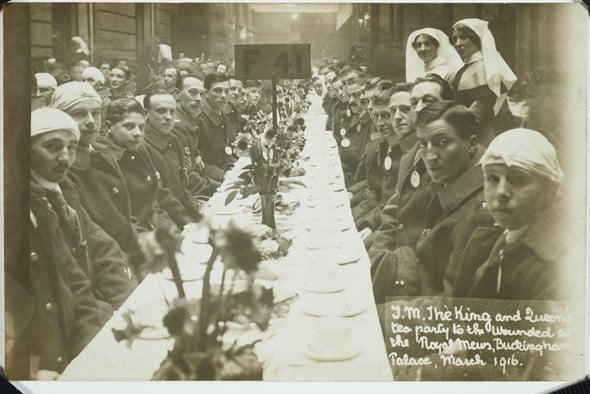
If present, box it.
[383,156,393,171]
[410,170,421,188]
[356,124,361,133]
[346,108,352,118]
[341,138,351,148]
[339,128,347,137]
[224,146,233,155]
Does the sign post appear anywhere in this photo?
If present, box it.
[234,43,311,134]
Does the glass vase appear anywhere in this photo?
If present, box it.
[260,193,277,229]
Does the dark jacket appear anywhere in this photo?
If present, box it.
[72,137,189,267]
[356,133,418,232]
[144,121,215,216]
[196,101,238,171]
[331,100,351,142]
[174,106,225,183]
[60,176,138,310]
[223,103,245,134]
[6,184,104,378]
[464,202,573,301]
[338,112,362,183]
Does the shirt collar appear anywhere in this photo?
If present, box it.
[437,160,484,213]
[31,170,61,193]
[145,121,172,150]
[517,203,565,263]
[463,51,484,65]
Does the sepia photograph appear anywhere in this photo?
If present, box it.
[2,1,588,392]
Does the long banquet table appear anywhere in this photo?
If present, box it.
[60,93,393,381]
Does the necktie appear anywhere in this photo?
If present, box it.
[45,189,83,248]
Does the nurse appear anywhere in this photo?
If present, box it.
[405,28,462,83]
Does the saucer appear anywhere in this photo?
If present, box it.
[299,297,367,318]
[306,247,360,265]
[303,341,359,362]
[303,280,345,294]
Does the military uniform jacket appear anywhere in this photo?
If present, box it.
[196,101,238,171]
[144,122,215,217]
[338,113,362,182]
[322,94,334,130]
[174,107,225,183]
[331,100,351,143]
[7,184,104,377]
[463,202,573,301]
[60,176,138,310]
[223,103,245,134]
[368,143,433,279]
[73,137,188,266]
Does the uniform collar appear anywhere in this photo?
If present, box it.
[202,101,223,126]
[437,161,483,213]
[463,51,484,65]
[31,170,61,193]
[95,135,126,161]
[177,105,201,124]
[145,121,172,150]
[399,132,417,153]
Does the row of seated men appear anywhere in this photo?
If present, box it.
[316,65,577,305]
[6,73,275,379]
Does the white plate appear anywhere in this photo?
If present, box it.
[299,299,367,318]
[303,342,359,362]
[303,281,346,294]
[306,248,360,265]
[305,220,350,232]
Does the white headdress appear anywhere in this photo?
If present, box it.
[481,128,564,184]
[453,18,517,114]
[405,28,462,83]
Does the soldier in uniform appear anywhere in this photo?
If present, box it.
[7,108,108,379]
[224,78,246,134]
[196,74,238,174]
[372,101,488,302]
[355,83,416,240]
[338,81,367,185]
[330,79,352,142]
[143,91,217,219]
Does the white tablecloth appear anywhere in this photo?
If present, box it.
[60,94,393,381]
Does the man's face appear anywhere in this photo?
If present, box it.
[178,77,204,118]
[66,99,102,147]
[147,94,176,135]
[349,90,363,114]
[207,81,230,109]
[217,64,227,75]
[228,80,242,106]
[247,86,261,106]
[53,68,71,85]
[100,63,111,78]
[417,119,474,185]
[37,86,55,105]
[390,91,414,138]
[344,71,359,87]
[336,82,348,102]
[163,68,178,88]
[410,81,443,114]
[109,112,146,150]
[31,130,78,183]
[484,164,553,230]
[109,68,128,90]
[373,106,394,136]
[70,66,84,82]
[238,88,249,110]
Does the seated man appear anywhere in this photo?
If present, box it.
[73,97,191,274]
[356,83,416,240]
[455,128,574,301]
[143,90,217,216]
[7,108,106,379]
[196,74,238,173]
[173,75,224,184]
[372,101,489,302]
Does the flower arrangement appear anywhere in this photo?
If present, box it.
[117,217,278,380]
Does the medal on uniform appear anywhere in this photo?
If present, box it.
[346,108,352,117]
[410,170,421,188]
[184,147,190,156]
[341,138,351,148]
[356,124,361,133]
[384,156,392,171]
[224,146,233,155]
[339,128,347,137]
[262,150,268,161]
